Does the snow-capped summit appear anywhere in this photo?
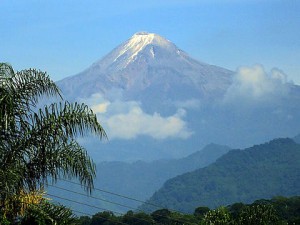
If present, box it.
[96,32,185,71]
[116,32,176,62]
[112,32,177,68]
[58,32,234,103]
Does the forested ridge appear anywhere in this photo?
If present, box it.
[140,138,300,213]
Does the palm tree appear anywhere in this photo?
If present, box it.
[0,63,106,218]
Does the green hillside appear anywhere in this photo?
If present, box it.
[140,138,300,213]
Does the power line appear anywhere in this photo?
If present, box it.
[46,193,124,216]
[54,178,195,224]
[71,209,94,217]
[47,193,187,225]
[48,184,138,211]
[5,186,195,225]
[59,178,150,204]
[59,178,165,211]
[50,183,192,224]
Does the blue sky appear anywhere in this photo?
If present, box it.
[1,0,300,83]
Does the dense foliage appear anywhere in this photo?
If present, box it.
[75,196,300,225]
[140,138,300,213]
[0,63,106,224]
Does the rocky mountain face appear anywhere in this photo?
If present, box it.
[56,32,300,161]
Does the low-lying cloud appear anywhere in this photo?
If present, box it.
[79,65,293,140]
[80,94,192,140]
[106,107,191,140]
[223,65,290,103]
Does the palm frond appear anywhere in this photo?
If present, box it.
[21,140,96,193]
[28,101,107,141]
[0,63,107,220]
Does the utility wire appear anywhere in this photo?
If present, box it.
[50,183,191,223]
[53,179,195,224]
[59,178,166,211]
[46,193,124,216]
[6,186,195,225]
[48,184,138,211]
[47,193,188,225]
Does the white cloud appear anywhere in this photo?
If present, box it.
[223,65,289,103]
[105,106,192,140]
[80,93,192,140]
[270,68,288,83]
[91,102,110,114]
[79,93,111,113]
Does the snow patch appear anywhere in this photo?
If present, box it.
[113,32,172,67]
[150,46,155,58]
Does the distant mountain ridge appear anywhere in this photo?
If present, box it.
[140,138,300,213]
[96,143,231,206]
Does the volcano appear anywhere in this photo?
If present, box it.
[56,32,300,162]
[58,32,233,107]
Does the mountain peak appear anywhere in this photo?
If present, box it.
[131,32,172,47]
[113,32,175,64]
[58,32,234,101]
